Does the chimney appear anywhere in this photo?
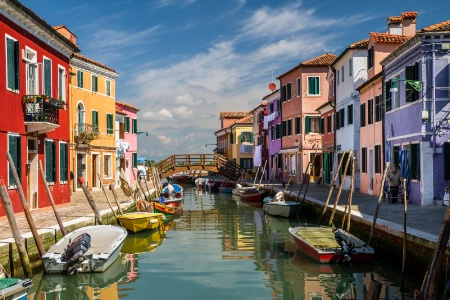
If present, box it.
[53,25,77,46]
[400,12,418,37]
[387,16,402,35]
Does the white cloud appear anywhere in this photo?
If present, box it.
[175,93,206,105]
[172,106,194,118]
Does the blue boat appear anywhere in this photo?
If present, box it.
[162,183,184,199]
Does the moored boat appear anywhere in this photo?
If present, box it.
[118,212,165,233]
[162,183,184,199]
[0,278,32,300]
[153,201,176,215]
[288,226,374,263]
[219,181,236,193]
[172,173,193,183]
[238,186,264,201]
[232,183,254,195]
[263,191,301,218]
[121,226,165,254]
[42,225,127,274]
[164,196,183,208]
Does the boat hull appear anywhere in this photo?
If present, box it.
[288,226,374,264]
[42,225,127,273]
[154,202,175,215]
[263,201,301,218]
[0,278,32,300]
[118,212,165,233]
[165,198,183,208]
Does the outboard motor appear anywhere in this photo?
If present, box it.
[62,233,91,275]
[333,229,353,262]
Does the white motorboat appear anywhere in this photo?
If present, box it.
[263,191,301,218]
[42,225,127,274]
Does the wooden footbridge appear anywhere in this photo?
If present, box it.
[150,154,243,181]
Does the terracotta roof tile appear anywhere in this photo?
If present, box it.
[116,107,126,115]
[236,115,253,124]
[419,19,450,33]
[219,112,248,119]
[73,53,118,73]
[348,38,369,49]
[401,12,418,20]
[300,53,337,66]
[388,16,402,25]
[370,32,411,44]
[116,101,140,112]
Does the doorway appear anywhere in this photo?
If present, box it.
[92,154,100,189]
[76,153,87,188]
[368,149,374,194]
[27,148,38,210]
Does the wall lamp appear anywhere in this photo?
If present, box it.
[389,78,426,120]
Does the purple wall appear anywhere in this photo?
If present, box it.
[266,97,282,178]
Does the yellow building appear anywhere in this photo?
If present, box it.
[68,52,119,191]
[229,114,254,169]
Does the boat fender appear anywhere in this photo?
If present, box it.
[62,233,91,275]
[333,229,353,262]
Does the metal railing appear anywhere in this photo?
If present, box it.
[74,123,100,140]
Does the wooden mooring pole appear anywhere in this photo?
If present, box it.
[369,162,389,246]
[77,176,103,225]
[6,152,45,257]
[38,160,67,236]
[97,173,118,219]
[109,184,124,215]
[401,179,407,292]
[0,177,32,277]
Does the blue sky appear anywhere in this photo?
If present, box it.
[20,0,450,161]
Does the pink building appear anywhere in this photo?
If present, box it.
[115,101,140,186]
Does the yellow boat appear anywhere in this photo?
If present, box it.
[117,212,165,233]
[121,227,165,254]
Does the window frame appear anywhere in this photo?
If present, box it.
[132,118,137,134]
[307,76,320,96]
[58,65,66,102]
[296,77,301,97]
[6,35,20,92]
[7,133,21,188]
[45,139,56,184]
[106,79,111,96]
[103,154,113,179]
[361,147,367,173]
[92,74,98,92]
[24,46,38,95]
[77,70,84,88]
[43,57,52,97]
[106,113,114,135]
[59,141,68,183]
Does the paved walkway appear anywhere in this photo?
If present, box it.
[0,179,447,244]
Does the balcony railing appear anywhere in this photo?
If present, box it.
[22,95,65,134]
[74,123,100,141]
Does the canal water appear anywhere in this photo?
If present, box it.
[30,184,425,300]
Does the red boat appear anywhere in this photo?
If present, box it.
[172,173,193,183]
[238,187,264,201]
[153,202,175,215]
[165,197,183,208]
[288,226,374,264]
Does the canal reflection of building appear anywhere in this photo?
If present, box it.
[41,255,127,300]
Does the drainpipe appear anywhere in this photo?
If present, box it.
[381,66,386,171]
[432,43,436,156]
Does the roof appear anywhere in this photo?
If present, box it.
[116,101,140,112]
[419,19,450,33]
[116,107,126,115]
[73,53,118,73]
[370,32,411,44]
[332,38,369,67]
[315,100,334,112]
[356,72,383,92]
[235,115,253,124]
[277,53,337,79]
[219,112,248,119]
[249,101,267,113]
[401,12,418,20]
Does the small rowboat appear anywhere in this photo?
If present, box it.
[288,226,374,263]
[238,187,264,201]
[162,184,183,199]
[117,212,165,233]
[153,201,176,215]
[219,181,236,193]
[263,191,301,218]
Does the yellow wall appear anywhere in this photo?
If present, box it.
[69,62,118,189]
[231,125,253,163]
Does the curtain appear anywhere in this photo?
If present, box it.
[400,148,409,193]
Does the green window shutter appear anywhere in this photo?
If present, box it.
[250,132,253,142]
[107,114,113,134]
[393,146,400,168]
[287,83,291,100]
[106,80,111,96]
[385,80,391,112]
[410,144,420,180]
[132,153,137,168]
[44,59,52,96]
[13,40,19,89]
[240,133,244,143]
[45,141,56,182]
[60,143,68,182]
[305,116,310,133]
[281,85,286,102]
[444,142,450,180]
[8,135,21,186]
[92,111,98,131]
[133,119,137,134]
[124,117,130,133]
[319,117,324,134]
[6,38,20,90]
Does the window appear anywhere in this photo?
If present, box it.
[375,145,381,174]
[92,110,99,132]
[106,80,111,96]
[124,117,130,133]
[103,154,112,178]
[341,65,344,83]
[45,140,56,183]
[24,47,38,94]
[444,142,450,180]
[392,146,400,168]
[287,83,291,100]
[59,142,68,182]
[77,70,84,88]
[240,132,253,143]
[92,75,98,92]
[296,78,301,97]
[284,155,288,171]
[336,111,340,130]
[240,158,253,169]
[340,109,345,128]
[269,102,274,113]
[295,117,301,134]
[106,113,113,134]
[58,67,65,102]
[132,118,137,134]
[360,103,366,127]
[43,58,52,97]
[305,116,320,133]
[385,80,391,112]
[361,147,367,173]
[8,134,21,187]
[410,143,420,180]
[349,58,353,76]
[287,119,292,136]
[326,115,332,133]
[337,70,339,86]
[405,63,419,103]
[132,153,137,168]
[276,99,281,111]
[367,46,374,70]
[368,99,373,125]
[270,126,275,140]
[229,133,234,144]
[307,77,320,95]
[347,104,353,125]
[375,95,382,122]
[281,85,287,102]
[282,120,287,137]
[290,154,296,175]
[275,124,280,139]
[6,36,20,91]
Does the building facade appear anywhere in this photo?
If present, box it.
[264,90,282,180]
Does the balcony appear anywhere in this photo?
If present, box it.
[74,123,100,143]
[22,95,65,134]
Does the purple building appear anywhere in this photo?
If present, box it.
[263,90,282,180]
[381,19,450,205]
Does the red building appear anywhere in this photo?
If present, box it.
[0,1,78,216]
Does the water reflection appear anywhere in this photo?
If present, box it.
[32,185,416,299]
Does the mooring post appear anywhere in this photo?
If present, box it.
[0,177,32,277]
[38,160,67,236]
[97,173,118,219]
[77,176,103,225]
[6,152,45,256]
[109,184,124,215]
